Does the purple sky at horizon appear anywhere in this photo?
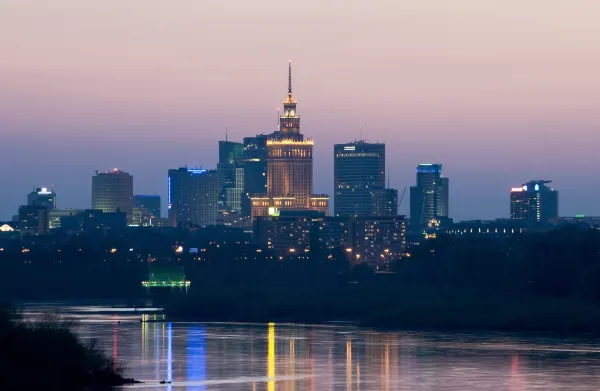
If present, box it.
[1,0,599,221]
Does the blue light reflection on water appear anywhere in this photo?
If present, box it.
[187,326,207,391]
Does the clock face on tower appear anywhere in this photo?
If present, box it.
[290,110,295,116]
[284,110,289,117]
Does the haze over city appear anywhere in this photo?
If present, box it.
[1,0,599,220]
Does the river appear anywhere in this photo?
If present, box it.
[22,304,600,390]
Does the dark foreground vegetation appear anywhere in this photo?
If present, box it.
[168,226,600,333]
[0,304,137,390]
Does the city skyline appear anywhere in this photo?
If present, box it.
[2,0,600,220]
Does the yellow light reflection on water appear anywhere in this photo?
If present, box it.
[346,339,352,391]
[268,322,275,391]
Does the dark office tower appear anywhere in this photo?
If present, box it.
[92,169,134,224]
[168,168,218,227]
[217,140,244,212]
[242,135,268,198]
[334,142,385,217]
[27,187,57,211]
[510,180,558,223]
[409,164,449,229]
[217,140,244,187]
[371,189,398,216]
[18,205,49,234]
[133,195,161,218]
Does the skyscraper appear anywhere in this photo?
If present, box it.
[27,187,57,211]
[250,62,329,218]
[92,169,133,224]
[510,180,558,223]
[409,164,449,229]
[217,140,244,213]
[334,141,385,217]
[168,167,218,227]
[242,135,268,198]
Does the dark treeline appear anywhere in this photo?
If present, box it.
[168,225,600,332]
[4,225,600,331]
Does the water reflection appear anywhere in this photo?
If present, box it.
[21,305,600,390]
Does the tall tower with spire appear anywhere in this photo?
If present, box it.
[250,62,329,218]
[279,61,303,141]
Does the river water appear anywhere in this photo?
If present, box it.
[22,304,600,390]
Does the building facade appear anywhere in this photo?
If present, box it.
[371,188,398,217]
[48,209,84,230]
[334,142,385,217]
[168,167,218,227]
[510,180,558,223]
[92,169,134,224]
[242,134,269,199]
[133,195,161,218]
[18,205,49,234]
[217,140,245,213]
[27,187,57,211]
[349,216,406,270]
[410,164,449,229]
[250,62,329,218]
[253,213,405,268]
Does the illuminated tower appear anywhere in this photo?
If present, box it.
[279,61,302,141]
[92,169,134,224]
[510,180,558,223]
[409,164,449,229]
[251,62,329,218]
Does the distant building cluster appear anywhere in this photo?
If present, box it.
[3,62,584,270]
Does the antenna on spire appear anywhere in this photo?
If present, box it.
[359,126,363,142]
[288,61,292,94]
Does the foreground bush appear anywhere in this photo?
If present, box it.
[0,304,136,390]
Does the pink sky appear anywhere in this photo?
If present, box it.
[1,0,599,220]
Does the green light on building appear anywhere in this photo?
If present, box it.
[142,264,190,292]
[576,214,585,218]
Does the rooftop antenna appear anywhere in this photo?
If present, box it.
[277,108,281,131]
[225,124,228,141]
[387,170,390,188]
[359,126,363,142]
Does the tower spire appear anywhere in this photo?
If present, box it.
[288,60,292,95]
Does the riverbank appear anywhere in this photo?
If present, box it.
[166,287,600,334]
[0,304,139,390]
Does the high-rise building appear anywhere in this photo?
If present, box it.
[168,167,218,227]
[27,187,57,211]
[92,169,133,224]
[409,164,449,229]
[217,141,244,189]
[250,62,329,218]
[242,135,268,198]
[133,195,161,218]
[217,141,245,214]
[334,142,385,217]
[18,205,49,234]
[510,180,558,223]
